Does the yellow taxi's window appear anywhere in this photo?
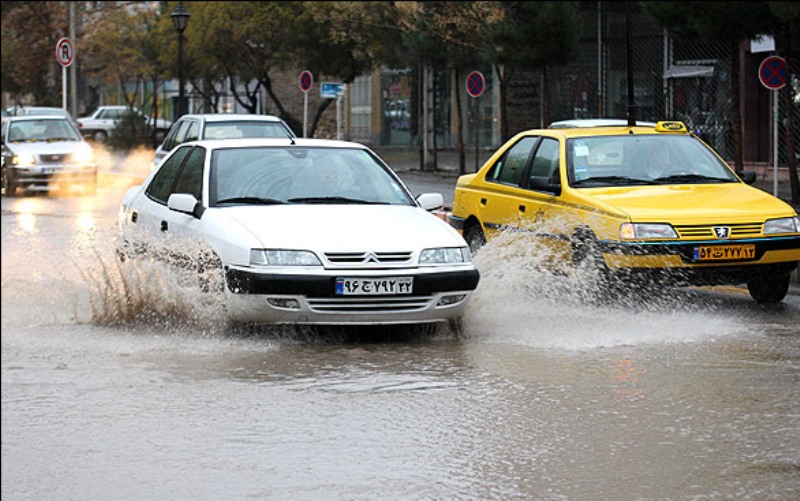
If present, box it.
[486,136,537,186]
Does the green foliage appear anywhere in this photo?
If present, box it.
[1,1,68,104]
[107,112,149,151]
[641,1,778,41]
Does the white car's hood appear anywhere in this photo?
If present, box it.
[6,140,85,156]
[217,204,465,251]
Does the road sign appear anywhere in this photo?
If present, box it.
[55,38,74,68]
[758,55,787,90]
[320,82,345,99]
[299,70,313,93]
[466,71,485,98]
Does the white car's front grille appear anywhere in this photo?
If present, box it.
[306,296,433,313]
[324,251,413,265]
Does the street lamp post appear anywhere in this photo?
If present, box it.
[171,2,190,119]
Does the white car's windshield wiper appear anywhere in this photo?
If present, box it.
[288,196,385,204]
[654,174,733,184]
[571,176,659,186]
[44,137,75,142]
[216,196,284,205]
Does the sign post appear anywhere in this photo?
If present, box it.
[758,55,787,197]
[299,71,313,138]
[321,82,346,139]
[55,38,74,111]
[466,71,486,171]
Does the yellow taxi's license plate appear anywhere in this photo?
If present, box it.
[693,244,755,261]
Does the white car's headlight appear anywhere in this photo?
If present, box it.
[620,223,677,240]
[419,247,471,265]
[13,152,36,167]
[764,216,799,235]
[72,143,95,165]
[250,249,322,266]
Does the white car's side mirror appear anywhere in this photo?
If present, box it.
[416,192,444,211]
[168,193,203,218]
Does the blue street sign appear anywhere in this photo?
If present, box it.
[320,82,345,99]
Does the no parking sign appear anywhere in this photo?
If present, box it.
[466,71,485,98]
[758,55,787,90]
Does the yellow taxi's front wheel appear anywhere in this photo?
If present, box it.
[463,220,486,254]
[747,274,791,304]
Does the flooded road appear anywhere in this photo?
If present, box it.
[2,184,799,500]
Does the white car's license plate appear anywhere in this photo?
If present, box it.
[335,277,413,295]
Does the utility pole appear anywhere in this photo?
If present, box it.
[69,2,77,117]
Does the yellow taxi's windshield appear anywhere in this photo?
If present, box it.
[567,134,739,187]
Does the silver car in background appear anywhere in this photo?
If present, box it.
[1,116,97,196]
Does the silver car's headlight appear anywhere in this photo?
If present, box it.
[764,216,799,235]
[13,152,36,167]
[620,223,677,240]
[250,249,322,266]
[72,143,95,165]
[419,247,471,265]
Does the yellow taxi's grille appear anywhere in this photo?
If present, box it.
[674,222,763,239]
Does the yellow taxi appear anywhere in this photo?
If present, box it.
[450,120,800,303]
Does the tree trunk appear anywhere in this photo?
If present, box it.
[309,99,333,138]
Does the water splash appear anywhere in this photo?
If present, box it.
[461,228,746,349]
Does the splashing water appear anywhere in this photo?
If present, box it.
[460,227,746,349]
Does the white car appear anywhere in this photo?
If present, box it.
[77,105,172,143]
[151,113,295,170]
[2,116,97,196]
[118,138,480,326]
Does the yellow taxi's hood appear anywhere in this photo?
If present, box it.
[584,183,796,223]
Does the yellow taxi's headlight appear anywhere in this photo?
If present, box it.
[764,216,799,235]
[620,223,677,240]
[13,152,36,167]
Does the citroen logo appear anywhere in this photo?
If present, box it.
[713,226,730,239]
[364,252,379,263]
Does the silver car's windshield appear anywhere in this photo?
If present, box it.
[210,147,415,206]
[567,134,739,187]
[6,119,82,143]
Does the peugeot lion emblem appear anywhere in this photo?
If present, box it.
[713,226,730,239]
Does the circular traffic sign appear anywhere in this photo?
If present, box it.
[299,70,313,93]
[466,71,485,98]
[758,56,787,90]
[55,38,74,68]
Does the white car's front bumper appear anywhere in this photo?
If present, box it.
[223,265,480,325]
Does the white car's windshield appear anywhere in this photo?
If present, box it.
[6,119,82,142]
[204,121,293,140]
[567,134,739,187]
[210,147,415,206]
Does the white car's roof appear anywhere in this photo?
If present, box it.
[187,137,368,151]
[548,118,657,128]
[6,115,73,122]
[183,113,285,123]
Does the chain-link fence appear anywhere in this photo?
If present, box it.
[545,2,799,168]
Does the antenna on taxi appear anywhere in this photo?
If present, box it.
[626,1,636,127]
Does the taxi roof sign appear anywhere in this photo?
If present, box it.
[656,121,687,132]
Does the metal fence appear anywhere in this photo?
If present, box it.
[545,2,799,167]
